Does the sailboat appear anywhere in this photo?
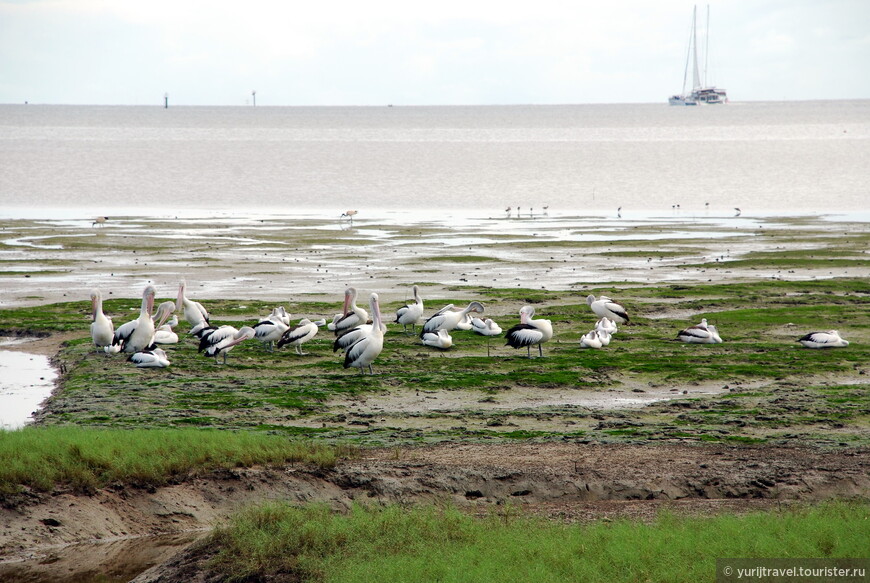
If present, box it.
[669,5,727,106]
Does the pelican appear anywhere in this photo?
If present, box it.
[89,290,114,350]
[333,287,369,336]
[110,285,165,353]
[677,320,723,344]
[177,280,209,331]
[343,293,385,375]
[471,317,502,356]
[312,318,328,327]
[252,317,289,352]
[421,301,485,335]
[797,330,849,349]
[277,318,319,355]
[505,305,553,358]
[128,347,170,368]
[333,319,387,354]
[598,329,612,346]
[586,294,630,325]
[152,302,179,344]
[421,329,453,349]
[326,313,343,332]
[579,330,604,349]
[395,285,424,333]
[265,306,291,326]
[595,317,618,335]
[202,326,256,364]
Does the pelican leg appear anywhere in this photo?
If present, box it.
[368,364,374,375]
[538,344,544,358]
[527,345,532,359]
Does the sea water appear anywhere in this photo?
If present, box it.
[2,100,869,218]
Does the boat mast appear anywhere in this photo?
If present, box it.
[691,5,701,92]
[704,4,710,88]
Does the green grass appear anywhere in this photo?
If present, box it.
[205,501,870,583]
[0,426,354,496]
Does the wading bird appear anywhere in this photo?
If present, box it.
[505,305,553,358]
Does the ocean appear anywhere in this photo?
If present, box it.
[2,100,869,219]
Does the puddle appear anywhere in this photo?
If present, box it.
[0,532,201,583]
[0,338,58,430]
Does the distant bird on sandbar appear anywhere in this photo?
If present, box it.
[587,294,630,325]
[343,293,385,375]
[505,305,553,358]
[92,216,109,227]
[89,289,114,351]
[797,330,849,349]
[395,285,424,333]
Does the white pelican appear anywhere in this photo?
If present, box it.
[421,329,453,349]
[586,294,630,325]
[264,306,290,326]
[505,305,553,358]
[421,301,485,335]
[177,280,210,331]
[677,320,723,344]
[797,330,849,348]
[128,347,170,368]
[277,318,319,355]
[333,287,369,336]
[580,330,604,349]
[111,285,165,354]
[152,302,179,344]
[326,313,343,332]
[395,285,424,333]
[333,318,387,354]
[89,289,114,350]
[252,317,289,352]
[202,326,256,364]
[312,318,328,327]
[595,317,618,335]
[471,317,502,356]
[343,293,385,375]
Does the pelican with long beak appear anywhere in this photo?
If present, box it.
[89,289,114,351]
[343,293,385,375]
[177,280,210,332]
[110,285,167,353]
[395,285,425,333]
[421,301,485,335]
[333,287,369,336]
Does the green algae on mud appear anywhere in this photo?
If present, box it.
[3,278,868,448]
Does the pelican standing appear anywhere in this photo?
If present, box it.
[177,280,210,332]
[128,347,170,368]
[421,301,485,335]
[252,317,289,352]
[277,318,319,355]
[343,293,385,375]
[471,317,502,356]
[797,330,849,348]
[90,290,114,350]
[421,329,453,349]
[505,305,553,358]
[111,285,164,353]
[202,326,256,364]
[333,287,369,336]
[395,285,424,333]
[586,294,630,325]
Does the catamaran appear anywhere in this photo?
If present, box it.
[669,5,727,106]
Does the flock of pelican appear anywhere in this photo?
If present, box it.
[89,282,852,374]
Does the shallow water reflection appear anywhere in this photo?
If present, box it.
[0,339,58,430]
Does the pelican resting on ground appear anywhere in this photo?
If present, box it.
[421,329,453,349]
[177,280,209,331]
[395,285,424,333]
[201,326,256,364]
[587,294,630,325]
[677,319,723,344]
[505,305,553,358]
[580,330,604,349]
[595,317,618,335]
[421,301,485,335]
[277,318,319,355]
[797,330,849,348]
[471,317,502,356]
[90,290,114,351]
[343,293,385,375]
[152,302,179,344]
[128,347,170,368]
[110,285,167,354]
[333,287,369,336]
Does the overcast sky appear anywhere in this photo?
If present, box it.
[1,0,868,106]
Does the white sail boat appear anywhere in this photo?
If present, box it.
[669,5,727,106]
